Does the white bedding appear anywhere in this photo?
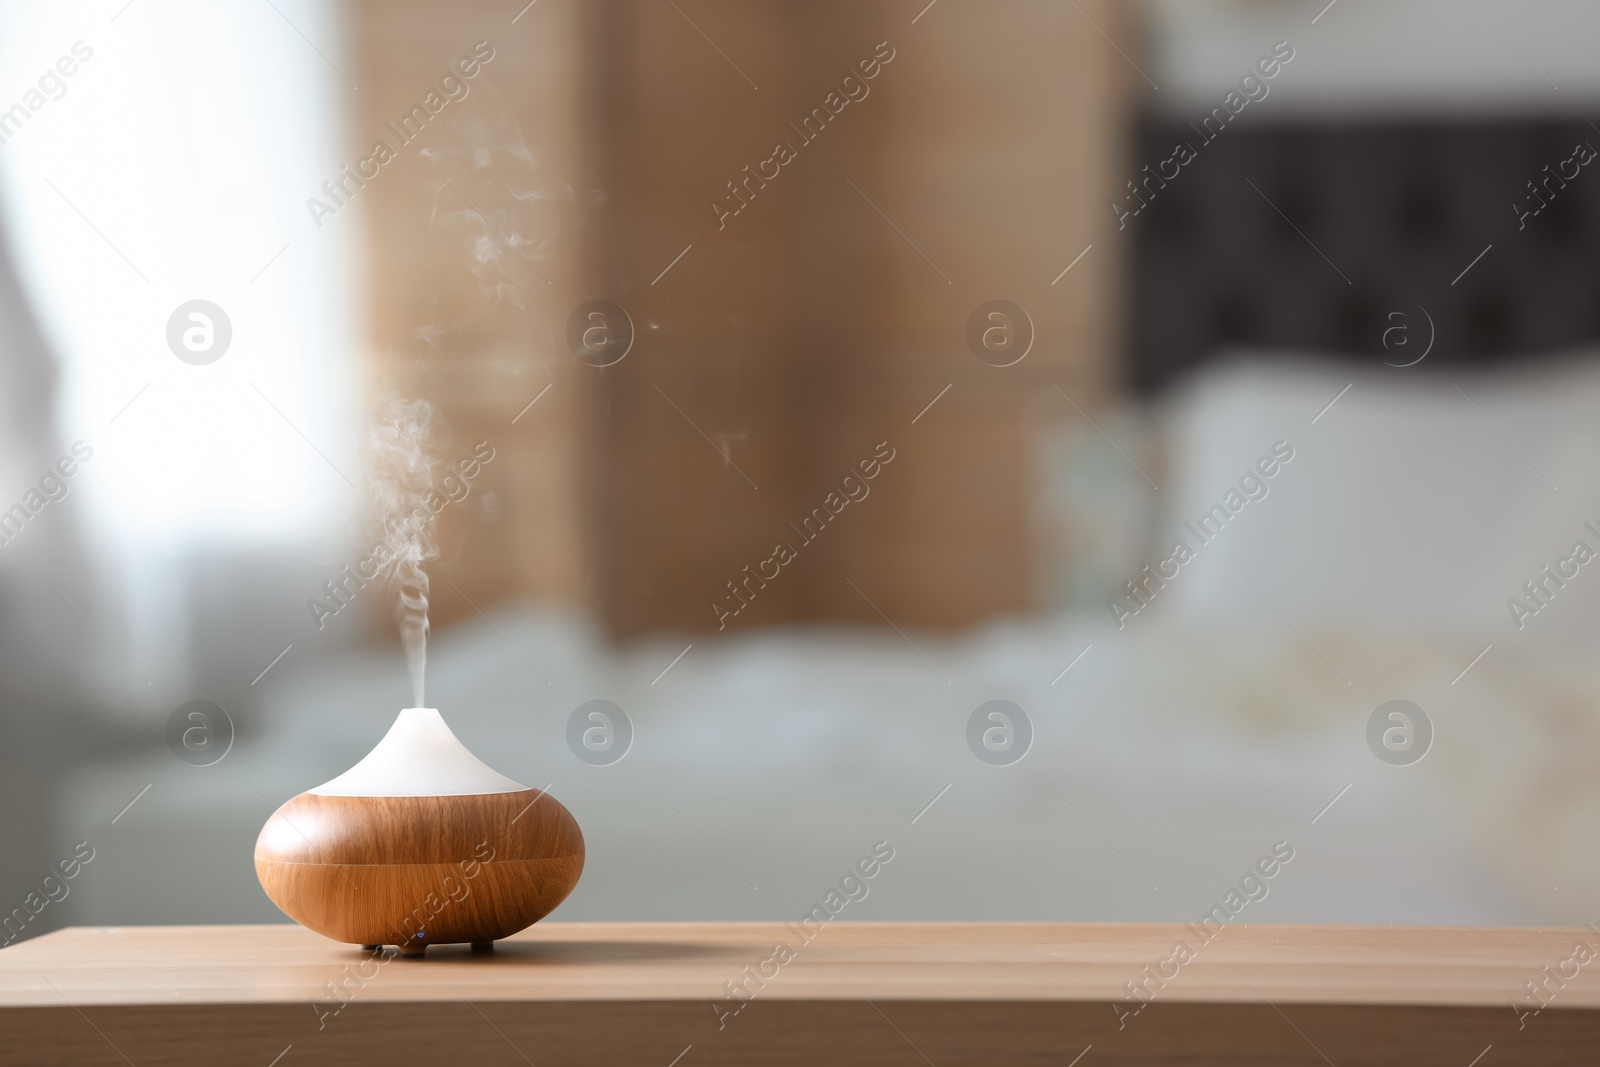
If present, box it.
[51,601,1556,929]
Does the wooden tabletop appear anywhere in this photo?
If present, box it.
[4,921,1600,1007]
[3,922,1599,1065]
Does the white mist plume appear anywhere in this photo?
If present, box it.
[406,73,599,404]
[412,72,577,354]
[368,395,442,708]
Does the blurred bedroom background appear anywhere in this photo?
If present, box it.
[4,0,1600,941]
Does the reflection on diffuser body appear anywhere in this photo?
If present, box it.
[255,708,583,957]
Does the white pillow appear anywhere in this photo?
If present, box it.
[1142,351,1600,642]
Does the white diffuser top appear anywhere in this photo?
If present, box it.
[309,708,530,797]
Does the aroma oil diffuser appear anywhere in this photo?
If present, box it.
[255,708,583,957]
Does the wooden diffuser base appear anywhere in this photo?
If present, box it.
[254,709,583,957]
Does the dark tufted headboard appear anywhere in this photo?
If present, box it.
[1124,114,1600,395]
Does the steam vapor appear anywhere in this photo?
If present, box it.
[363,76,559,706]
[368,395,442,708]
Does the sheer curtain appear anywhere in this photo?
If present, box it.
[0,0,359,712]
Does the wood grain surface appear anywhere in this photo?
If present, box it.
[3,923,1600,1065]
[255,789,584,865]
[254,789,583,949]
